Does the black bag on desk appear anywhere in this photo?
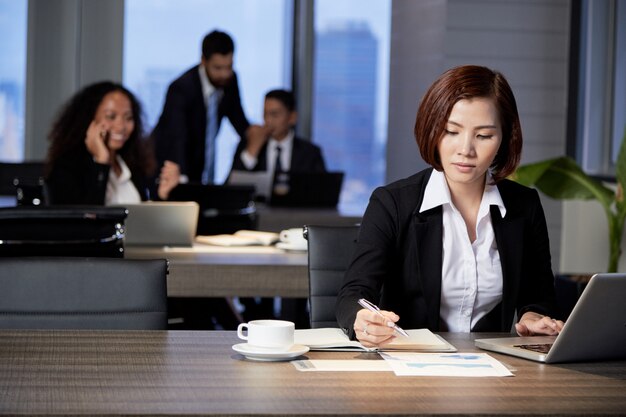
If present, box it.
[0,206,127,257]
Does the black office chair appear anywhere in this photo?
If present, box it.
[0,161,47,205]
[305,224,360,328]
[0,257,168,330]
[0,206,127,257]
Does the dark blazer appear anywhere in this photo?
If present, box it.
[336,168,559,338]
[230,136,326,173]
[152,66,250,182]
[46,147,149,205]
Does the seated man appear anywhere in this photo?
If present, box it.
[230,89,326,324]
[231,89,326,185]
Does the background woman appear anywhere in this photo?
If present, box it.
[45,81,175,204]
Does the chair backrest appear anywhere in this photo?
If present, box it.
[305,224,360,328]
[0,257,169,330]
[0,161,46,197]
[0,206,127,257]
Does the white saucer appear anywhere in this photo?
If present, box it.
[276,242,308,252]
[232,343,309,361]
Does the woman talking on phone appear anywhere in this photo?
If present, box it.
[335,65,564,347]
[45,81,178,204]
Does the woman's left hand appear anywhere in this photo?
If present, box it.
[157,160,181,200]
[515,311,564,336]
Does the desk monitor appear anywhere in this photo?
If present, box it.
[168,183,257,235]
[475,273,626,363]
[227,170,273,201]
[113,201,199,247]
[270,171,344,208]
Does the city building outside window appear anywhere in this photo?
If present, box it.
[0,0,27,162]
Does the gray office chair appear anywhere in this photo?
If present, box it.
[0,257,168,330]
[305,225,360,328]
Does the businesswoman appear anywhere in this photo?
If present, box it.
[45,81,177,204]
[336,65,564,347]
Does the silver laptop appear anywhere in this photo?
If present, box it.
[113,201,199,247]
[475,273,626,363]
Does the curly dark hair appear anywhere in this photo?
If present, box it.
[414,65,522,183]
[45,81,155,178]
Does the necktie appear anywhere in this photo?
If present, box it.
[273,145,289,196]
[202,90,219,184]
[274,146,283,174]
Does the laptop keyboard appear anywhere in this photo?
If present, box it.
[514,343,553,354]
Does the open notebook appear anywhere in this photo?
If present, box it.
[294,328,457,352]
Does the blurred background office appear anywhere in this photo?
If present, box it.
[0,0,624,273]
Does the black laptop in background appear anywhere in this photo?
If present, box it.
[270,172,344,208]
[168,183,257,235]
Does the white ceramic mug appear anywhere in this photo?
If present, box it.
[279,228,307,249]
[237,319,295,350]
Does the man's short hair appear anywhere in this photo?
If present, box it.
[202,30,235,59]
[265,89,296,112]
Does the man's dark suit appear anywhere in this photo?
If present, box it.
[152,66,249,181]
[230,136,326,173]
[336,168,559,339]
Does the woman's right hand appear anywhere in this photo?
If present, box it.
[85,120,111,164]
[353,308,400,347]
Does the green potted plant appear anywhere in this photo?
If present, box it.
[511,129,626,273]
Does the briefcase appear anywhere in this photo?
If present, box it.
[0,206,127,257]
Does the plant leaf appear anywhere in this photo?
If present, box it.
[513,157,614,209]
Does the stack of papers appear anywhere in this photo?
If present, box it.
[195,230,279,247]
[294,328,457,352]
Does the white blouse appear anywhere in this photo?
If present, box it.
[105,155,142,205]
[419,170,505,332]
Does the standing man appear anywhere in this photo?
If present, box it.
[153,30,250,185]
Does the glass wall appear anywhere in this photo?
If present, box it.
[123,0,293,183]
[0,0,27,162]
[312,0,391,214]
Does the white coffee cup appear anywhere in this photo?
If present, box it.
[237,319,295,351]
[279,228,307,249]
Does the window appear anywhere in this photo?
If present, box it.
[0,0,27,162]
[312,0,391,214]
[123,0,293,183]
[570,0,626,177]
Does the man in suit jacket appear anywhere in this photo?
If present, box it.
[230,89,325,323]
[231,89,325,176]
[153,30,250,185]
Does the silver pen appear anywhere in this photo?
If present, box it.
[358,298,409,337]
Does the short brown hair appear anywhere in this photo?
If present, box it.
[414,65,522,183]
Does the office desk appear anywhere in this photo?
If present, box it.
[0,331,624,416]
[125,245,308,298]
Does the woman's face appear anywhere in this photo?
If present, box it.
[94,91,135,151]
[437,97,502,190]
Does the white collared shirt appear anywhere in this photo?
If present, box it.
[198,64,217,107]
[240,130,294,173]
[105,155,142,205]
[419,169,506,332]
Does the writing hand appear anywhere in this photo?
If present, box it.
[353,308,400,347]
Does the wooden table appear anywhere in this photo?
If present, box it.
[125,245,308,298]
[1,330,624,416]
